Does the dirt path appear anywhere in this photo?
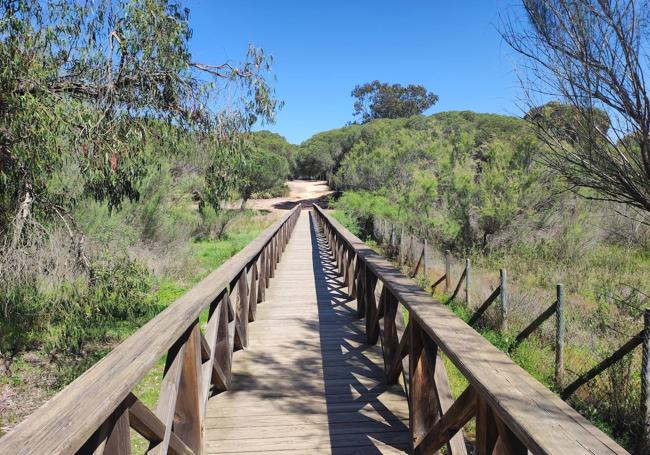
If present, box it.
[247,180,334,211]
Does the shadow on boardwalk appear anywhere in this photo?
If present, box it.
[309,213,410,454]
[206,210,409,454]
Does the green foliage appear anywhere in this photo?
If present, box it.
[0,0,280,246]
[333,191,399,237]
[351,80,438,122]
[251,130,297,176]
[307,111,543,250]
[202,140,290,208]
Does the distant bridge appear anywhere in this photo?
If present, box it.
[0,206,629,454]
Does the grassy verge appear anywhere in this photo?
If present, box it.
[0,210,275,439]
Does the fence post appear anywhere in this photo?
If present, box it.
[423,239,428,278]
[500,269,508,332]
[445,250,451,293]
[555,284,565,388]
[642,308,650,453]
[399,229,404,264]
[465,259,471,306]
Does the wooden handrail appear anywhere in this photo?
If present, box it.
[0,205,301,455]
[312,204,627,455]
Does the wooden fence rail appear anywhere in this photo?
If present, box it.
[313,204,628,455]
[0,206,301,455]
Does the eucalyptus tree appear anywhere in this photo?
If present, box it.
[0,0,280,250]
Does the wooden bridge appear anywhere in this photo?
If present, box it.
[0,207,631,454]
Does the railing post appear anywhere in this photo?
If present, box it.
[465,258,471,306]
[356,261,366,319]
[444,250,451,293]
[642,308,650,453]
[423,239,428,278]
[500,268,508,332]
[173,324,203,454]
[555,284,565,388]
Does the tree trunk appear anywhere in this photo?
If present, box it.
[11,185,33,249]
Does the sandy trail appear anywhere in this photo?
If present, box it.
[246,180,333,211]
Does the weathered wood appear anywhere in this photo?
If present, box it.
[364,270,380,344]
[102,405,130,455]
[205,210,410,454]
[356,260,366,319]
[476,396,498,455]
[414,386,476,455]
[432,352,467,455]
[446,267,466,303]
[467,286,501,327]
[236,270,250,348]
[128,394,194,455]
[510,300,557,350]
[174,324,203,454]
[150,329,190,455]
[0,206,300,455]
[247,263,258,322]
[499,269,508,332]
[313,205,628,455]
[555,283,565,387]
[464,259,471,306]
[493,415,527,455]
[444,250,451,293]
[430,273,446,292]
[411,247,424,278]
[561,331,643,399]
[366,284,385,345]
[382,290,401,383]
[212,292,232,393]
[409,320,440,449]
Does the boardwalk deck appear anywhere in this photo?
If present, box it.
[205,210,410,454]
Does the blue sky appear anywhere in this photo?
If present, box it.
[186,1,523,144]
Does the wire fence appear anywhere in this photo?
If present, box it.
[372,217,649,454]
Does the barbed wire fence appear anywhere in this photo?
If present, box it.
[372,217,650,454]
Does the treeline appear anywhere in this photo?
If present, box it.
[0,1,293,368]
[298,109,650,451]
[294,111,546,251]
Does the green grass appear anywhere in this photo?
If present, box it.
[128,216,271,451]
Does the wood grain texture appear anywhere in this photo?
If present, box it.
[313,204,628,455]
[205,211,410,454]
[0,207,299,455]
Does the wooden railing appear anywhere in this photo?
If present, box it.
[0,205,301,455]
[312,205,628,455]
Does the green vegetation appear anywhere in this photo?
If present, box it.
[351,80,438,123]
[318,111,649,452]
[0,0,298,434]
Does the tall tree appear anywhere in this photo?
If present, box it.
[502,0,650,215]
[0,0,280,248]
[351,81,438,123]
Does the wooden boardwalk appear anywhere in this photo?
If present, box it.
[205,210,410,454]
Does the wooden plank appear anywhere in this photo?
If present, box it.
[313,205,628,455]
[0,206,300,455]
[128,394,194,455]
[102,406,130,455]
[149,330,189,455]
[205,211,409,455]
[467,286,501,327]
[173,324,203,454]
[409,320,440,449]
[432,352,467,455]
[414,386,476,455]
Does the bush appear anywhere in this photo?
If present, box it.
[251,183,290,199]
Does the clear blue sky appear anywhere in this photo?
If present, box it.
[186,1,523,144]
